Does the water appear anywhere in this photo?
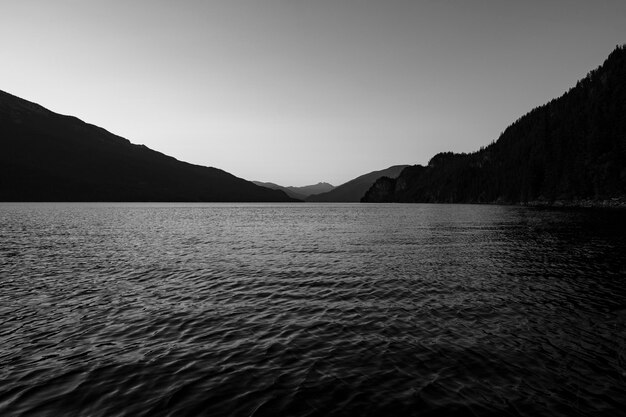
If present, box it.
[1,203,625,416]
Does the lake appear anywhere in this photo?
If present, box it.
[1,203,625,416]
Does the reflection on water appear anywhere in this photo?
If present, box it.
[1,203,625,416]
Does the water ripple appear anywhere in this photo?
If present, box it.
[0,203,625,416]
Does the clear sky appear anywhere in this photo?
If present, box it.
[2,1,625,186]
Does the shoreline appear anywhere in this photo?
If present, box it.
[521,198,626,209]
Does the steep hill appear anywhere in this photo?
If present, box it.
[0,90,296,202]
[363,46,626,206]
[307,165,408,202]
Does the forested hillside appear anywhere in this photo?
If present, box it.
[363,46,626,206]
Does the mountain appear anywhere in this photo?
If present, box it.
[306,165,409,202]
[0,90,297,202]
[287,182,334,197]
[252,181,335,199]
[363,46,626,206]
[252,181,307,200]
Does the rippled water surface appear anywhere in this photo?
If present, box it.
[1,203,625,416]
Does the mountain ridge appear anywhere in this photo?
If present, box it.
[306,165,409,202]
[362,45,626,207]
[0,90,297,202]
[252,181,334,200]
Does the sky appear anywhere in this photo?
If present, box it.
[2,1,625,186]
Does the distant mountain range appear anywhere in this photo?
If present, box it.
[0,90,296,202]
[363,46,626,207]
[306,165,408,202]
[252,181,334,200]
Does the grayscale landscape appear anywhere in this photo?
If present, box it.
[1,1,625,416]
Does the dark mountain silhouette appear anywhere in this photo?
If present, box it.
[307,165,409,202]
[363,45,626,206]
[0,90,297,202]
[252,181,334,200]
[252,181,307,200]
[289,182,334,197]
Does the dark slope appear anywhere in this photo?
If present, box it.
[306,165,408,202]
[363,46,626,205]
[252,181,307,200]
[0,90,296,202]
